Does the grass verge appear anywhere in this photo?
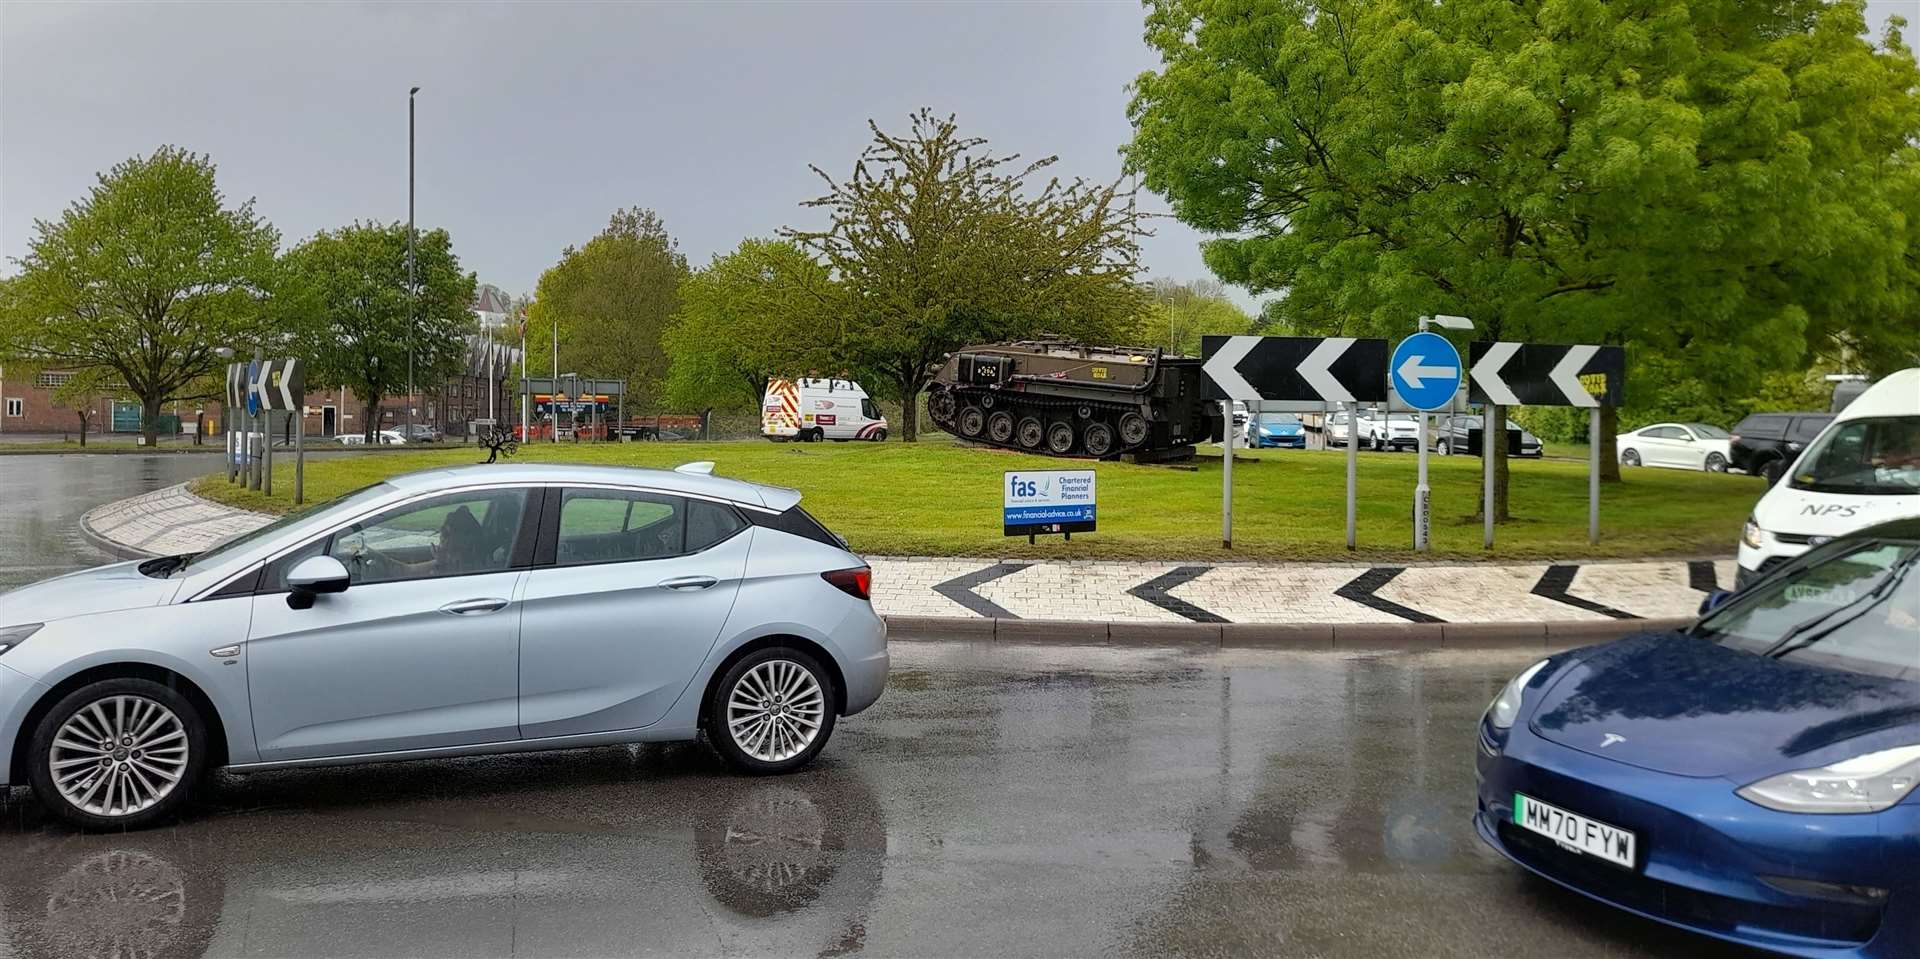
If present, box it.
[189,439,1755,561]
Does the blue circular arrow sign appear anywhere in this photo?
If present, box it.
[1390,332,1462,411]
[245,360,262,415]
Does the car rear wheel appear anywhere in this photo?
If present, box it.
[1621,448,1641,467]
[1438,439,1451,456]
[868,428,887,442]
[1705,452,1727,473]
[28,679,207,831]
[707,648,837,774]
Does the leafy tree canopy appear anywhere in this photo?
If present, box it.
[786,109,1149,440]
[663,238,847,413]
[279,221,476,439]
[1137,277,1256,356]
[525,208,688,413]
[0,146,280,444]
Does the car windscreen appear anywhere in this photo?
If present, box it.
[179,483,396,573]
[1256,413,1300,425]
[1786,416,1920,496]
[1386,413,1416,423]
[1697,540,1919,680]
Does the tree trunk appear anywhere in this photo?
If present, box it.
[194,410,204,445]
[1598,405,1621,482]
[140,395,164,447]
[1489,402,1512,521]
[364,400,382,442]
[76,412,88,447]
[893,369,922,442]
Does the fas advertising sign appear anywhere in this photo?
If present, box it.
[1003,469,1096,539]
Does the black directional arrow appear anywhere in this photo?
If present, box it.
[1334,567,1445,623]
[1128,566,1228,623]
[932,562,1030,619]
[1532,565,1638,620]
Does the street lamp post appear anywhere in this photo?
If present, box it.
[407,85,419,447]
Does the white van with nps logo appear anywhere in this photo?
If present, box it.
[763,377,888,442]
[1736,368,1920,587]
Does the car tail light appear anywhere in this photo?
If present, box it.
[822,566,872,601]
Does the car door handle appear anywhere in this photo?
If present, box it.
[440,597,510,615]
[659,575,718,591]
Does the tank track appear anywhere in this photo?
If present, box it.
[927,385,1155,459]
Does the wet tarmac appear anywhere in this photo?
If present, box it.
[0,453,220,591]
[0,642,1762,959]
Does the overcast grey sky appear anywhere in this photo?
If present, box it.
[3,0,1915,315]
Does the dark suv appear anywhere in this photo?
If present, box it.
[1729,411,1834,485]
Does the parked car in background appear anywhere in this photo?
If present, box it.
[1737,368,1920,587]
[1246,412,1307,449]
[395,424,442,443]
[0,462,888,829]
[1433,415,1543,458]
[1731,411,1835,485]
[1618,422,1731,472]
[1364,411,1421,451]
[336,430,406,446]
[1477,516,1919,959]
[1326,410,1355,448]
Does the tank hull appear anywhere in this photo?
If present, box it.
[925,341,1223,459]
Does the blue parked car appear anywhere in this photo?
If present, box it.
[1476,516,1919,959]
[1247,412,1307,449]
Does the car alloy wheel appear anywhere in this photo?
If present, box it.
[987,412,1015,444]
[1438,439,1450,455]
[1046,422,1075,455]
[869,429,887,442]
[709,648,838,774]
[1017,417,1045,450]
[1622,448,1641,467]
[1706,452,1727,472]
[30,679,206,830]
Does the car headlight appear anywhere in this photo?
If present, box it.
[1486,659,1550,730]
[1742,516,1764,549]
[0,623,41,657]
[1739,744,1920,814]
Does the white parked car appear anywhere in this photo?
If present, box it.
[1326,410,1355,447]
[1618,422,1732,472]
[336,430,407,447]
[1364,412,1421,452]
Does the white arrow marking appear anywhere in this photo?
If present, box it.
[1551,345,1601,407]
[1202,335,1262,402]
[1299,337,1356,402]
[1396,352,1458,390]
[278,359,298,410]
[1470,342,1522,406]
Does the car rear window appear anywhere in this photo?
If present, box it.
[1736,415,1788,437]
[1789,416,1833,441]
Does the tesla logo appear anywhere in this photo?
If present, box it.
[1600,733,1627,749]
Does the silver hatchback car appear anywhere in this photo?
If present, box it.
[0,463,888,830]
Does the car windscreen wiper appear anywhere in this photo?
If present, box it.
[1762,557,1916,661]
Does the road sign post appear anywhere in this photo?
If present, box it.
[1345,401,1358,549]
[1201,335,1389,551]
[1469,342,1625,548]
[1391,328,1466,552]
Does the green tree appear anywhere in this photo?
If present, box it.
[279,222,477,440]
[1127,0,1920,518]
[785,110,1148,440]
[0,147,279,446]
[526,208,688,413]
[1140,277,1255,355]
[663,239,846,413]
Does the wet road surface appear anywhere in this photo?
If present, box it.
[0,643,1763,959]
[0,453,220,591]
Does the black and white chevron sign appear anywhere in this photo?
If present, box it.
[225,362,249,408]
[1468,342,1624,408]
[1200,335,1389,406]
[250,358,306,412]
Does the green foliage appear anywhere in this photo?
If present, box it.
[663,239,845,413]
[1136,278,1255,355]
[279,222,477,438]
[1128,0,1920,505]
[526,208,689,412]
[785,109,1149,439]
[0,147,279,443]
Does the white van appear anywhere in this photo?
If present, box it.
[763,377,888,442]
[1736,367,1920,587]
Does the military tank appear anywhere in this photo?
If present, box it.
[925,340,1223,459]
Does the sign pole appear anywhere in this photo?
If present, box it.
[295,406,305,506]
[1415,412,1431,551]
[1483,424,1495,549]
[1345,401,1357,550]
[1589,405,1601,544]
[1220,399,1233,550]
[262,411,274,498]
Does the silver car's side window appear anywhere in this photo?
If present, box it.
[555,488,685,566]
[327,489,530,586]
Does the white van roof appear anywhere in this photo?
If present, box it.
[1835,368,1919,422]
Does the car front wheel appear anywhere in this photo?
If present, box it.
[28,679,208,831]
[1621,448,1641,467]
[707,648,837,775]
[1705,452,1728,473]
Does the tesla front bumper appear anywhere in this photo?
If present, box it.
[1475,720,1917,958]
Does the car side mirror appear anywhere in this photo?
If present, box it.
[1697,588,1734,617]
[286,555,351,610]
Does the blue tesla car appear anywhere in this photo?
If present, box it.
[1476,517,1919,959]
[1248,412,1307,449]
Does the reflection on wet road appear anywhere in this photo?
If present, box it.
[0,644,1764,958]
[0,453,218,591]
